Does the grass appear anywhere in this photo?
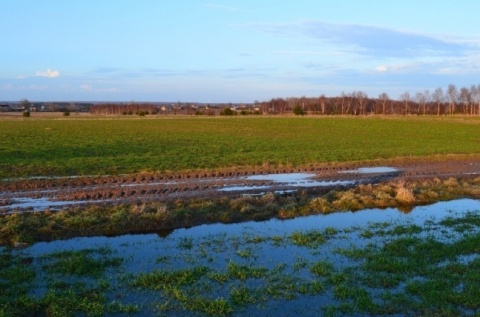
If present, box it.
[41,248,123,278]
[1,116,480,178]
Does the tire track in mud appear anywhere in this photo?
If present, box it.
[1,159,480,212]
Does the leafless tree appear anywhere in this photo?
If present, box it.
[344,92,354,115]
[378,92,389,115]
[400,92,410,115]
[477,84,480,115]
[460,87,471,115]
[469,85,479,115]
[415,90,430,115]
[319,94,326,115]
[447,84,458,115]
[354,91,368,115]
[432,87,444,115]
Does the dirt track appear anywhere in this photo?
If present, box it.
[1,158,480,212]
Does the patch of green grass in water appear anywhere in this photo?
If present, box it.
[131,266,210,290]
[290,228,334,248]
[41,248,122,278]
[310,260,334,277]
[0,247,134,317]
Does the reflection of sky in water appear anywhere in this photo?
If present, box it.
[219,173,355,192]
[340,167,398,174]
[28,198,480,261]
[0,197,104,212]
[247,173,317,182]
[22,198,480,316]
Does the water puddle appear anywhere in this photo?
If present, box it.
[0,197,104,212]
[219,173,355,192]
[340,166,398,174]
[246,173,317,182]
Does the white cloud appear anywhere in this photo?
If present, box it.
[375,65,388,72]
[374,62,423,73]
[80,84,92,90]
[36,68,60,78]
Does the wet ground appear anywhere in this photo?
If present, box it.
[19,198,480,316]
[1,158,480,212]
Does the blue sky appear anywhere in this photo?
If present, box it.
[1,0,480,102]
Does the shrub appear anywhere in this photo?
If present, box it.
[220,108,235,116]
[63,111,70,116]
[22,111,30,117]
[293,105,305,116]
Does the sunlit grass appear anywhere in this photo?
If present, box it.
[1,116,480,178]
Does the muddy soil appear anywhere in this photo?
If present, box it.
[1,158,480,212]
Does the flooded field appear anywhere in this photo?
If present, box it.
[4,198,480,316]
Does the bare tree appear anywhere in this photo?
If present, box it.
[319,94,326,115]
[378,92,389,115]
[354,91,368,115]
[432,87,444,115]
[460,87,471,115]
[423,90,430,114]
[344,92,354,115]
[447,84,458,115]
[477,84,480,115]
[338,92,346,115]
[469,85,479,115]
[415,90,430,115]
[400,92,410,115]
[341,92,353,115]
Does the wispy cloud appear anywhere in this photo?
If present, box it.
[36,68,60,78]
[248,20,474,59]
[375,62,422,73]
[80,83,118,93]
[91,67,174,78]
[80,84,92,91]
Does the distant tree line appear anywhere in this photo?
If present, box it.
[89,102,255,116]
[259,84,480,116]
[87,83,480,116]
[89,103,160,115]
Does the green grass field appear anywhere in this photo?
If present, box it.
[1,116,480,178]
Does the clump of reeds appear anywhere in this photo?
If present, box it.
[395,182,415,204]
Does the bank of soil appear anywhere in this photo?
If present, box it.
[1,157,480,213]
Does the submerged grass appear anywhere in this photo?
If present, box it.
[0,247,137,317]
[41,248,123,278]
[2,206,480,316]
